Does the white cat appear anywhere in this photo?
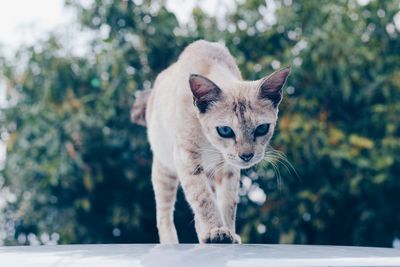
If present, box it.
[131,40,290,244]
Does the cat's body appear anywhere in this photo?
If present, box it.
[131,40,290,244]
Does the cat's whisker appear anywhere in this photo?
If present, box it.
[197,148,221,154]
[264,147,299,179]
[262,155,283,190]
[264,155,293,179]
[197,148,219,152]
[261,146,298,190]
[271,161,283,191]
[207,161,224,179]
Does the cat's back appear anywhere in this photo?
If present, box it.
[151,40,241,99]
[177,40,241,79]
[148,40,241,120]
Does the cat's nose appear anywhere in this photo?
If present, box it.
[239,153,254,162]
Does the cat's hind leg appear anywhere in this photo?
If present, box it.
[152,159,179,244]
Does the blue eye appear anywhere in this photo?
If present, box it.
[254,123,270,137]
[216,126,235,138]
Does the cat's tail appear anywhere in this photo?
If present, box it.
[131,88,151,127]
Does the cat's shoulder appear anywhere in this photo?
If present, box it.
[179,40,231,59]
[185,39,227,50]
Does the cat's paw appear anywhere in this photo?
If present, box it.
[202,227,240,244]
[233,233,242,244]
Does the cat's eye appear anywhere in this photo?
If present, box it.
[216,126,235,138]
[254,123,270,137]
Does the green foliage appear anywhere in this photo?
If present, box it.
[1,0,399,246]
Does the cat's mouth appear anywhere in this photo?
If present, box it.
[226,157,261,169]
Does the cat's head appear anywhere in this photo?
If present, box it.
[189,67,290,169]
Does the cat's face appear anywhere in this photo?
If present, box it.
[189,68,290,169]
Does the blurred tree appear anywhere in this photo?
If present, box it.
[0,0,197,244]
[0,0,399,247]
[229,0,400,247]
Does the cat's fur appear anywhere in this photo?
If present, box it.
[131,40,290,244]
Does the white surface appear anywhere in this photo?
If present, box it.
[0,244,399,267]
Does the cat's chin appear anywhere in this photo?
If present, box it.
[226,156,263,169]
[228,160,257,170]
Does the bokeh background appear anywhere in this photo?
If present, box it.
[0,0,399,247]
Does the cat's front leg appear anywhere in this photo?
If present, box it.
[152,159,179,244]
[215,168,242,244]
[174,146,237,244]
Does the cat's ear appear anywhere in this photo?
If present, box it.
[258,67,291,107]
[189,74,222,113]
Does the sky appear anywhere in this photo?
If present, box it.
[0,0,74,51]
[0,0,234,55]
[1,0,399,54]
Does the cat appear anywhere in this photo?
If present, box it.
[131,40,290,244]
